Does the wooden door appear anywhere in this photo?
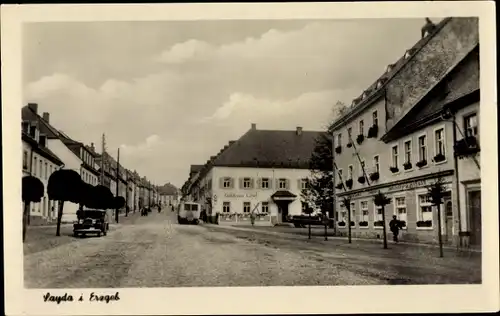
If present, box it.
[468,190,482,246]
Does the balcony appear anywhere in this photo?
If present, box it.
[454,136,480,159]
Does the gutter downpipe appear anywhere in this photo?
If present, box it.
[451,112,463,246]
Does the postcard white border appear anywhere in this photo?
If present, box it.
[2,2,498,315]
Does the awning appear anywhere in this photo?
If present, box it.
[271,190,297,201]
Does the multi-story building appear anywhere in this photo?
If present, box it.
[21,119,64,224]
[331,17,479,246]
[159,183,180,209]
[184,124,324,225]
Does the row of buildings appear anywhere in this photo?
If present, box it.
[22,103,179,224]
[182,17,481,247]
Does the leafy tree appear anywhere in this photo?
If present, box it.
[302,101,349,227]
[428,177,446,257]
[22,176,44,242]
[47,169,84,236]
[374,191,391,249]
[114,196,126,211]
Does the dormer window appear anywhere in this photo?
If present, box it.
[377,81,382,89]
[404,50,412,59]
[362,92,367,100]
[386,65,393,73]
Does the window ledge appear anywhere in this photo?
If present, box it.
[359,226,370,229]
[373,226,384,229]
[434,160,448,166]
[416,227,434,231]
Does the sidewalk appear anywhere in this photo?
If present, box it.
[204,223,481,253]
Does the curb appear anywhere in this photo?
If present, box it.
[204,224,481,253]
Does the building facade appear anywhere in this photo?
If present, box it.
[22,120,64,224]
[331,17,479,246]
[184,124,323,225]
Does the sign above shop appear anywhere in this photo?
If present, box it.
[224,192,258,199]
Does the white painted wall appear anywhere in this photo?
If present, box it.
[209,166,313,218]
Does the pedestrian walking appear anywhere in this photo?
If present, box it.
[389,215,402,243]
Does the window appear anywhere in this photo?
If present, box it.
[374,204,383,224]
[418,135,427,161]
[23,151,28,170]
[278,178,288,189]
[417,194,433,227]
[373,156,379,173]
[242,177,252,189]
[347,127,352,138]
[339,205,347,223]
[394,196,407,227]
[359,120,364,135]
[222,177,231,188]
[391,145,399,167]
[361,201,369,223]
[44,162,48,179]
[300,179,307,190]
[350,202,356,226]
[243,202,251,213]
[404,140,412,164]
[435,128,445,156]
[39,160,42,177]
[337,134,342,147]
[261,202,269,213]
[261,178,270,189]
[222,202,231,213]
[464,113,478,137]
[348,165,353,179]
[373,111,378,126]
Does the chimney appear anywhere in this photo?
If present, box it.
[421,17,436,38]
[42,112,50,123]
[251,123,257,130]
[296,126,303,136]
[90,142,95,152]
[39,135,47,147]
[27,103,38,114]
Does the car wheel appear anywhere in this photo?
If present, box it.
[73,232,78,237]
[98,232,101,237]
[193,219,199,225]
[103,230,107,236]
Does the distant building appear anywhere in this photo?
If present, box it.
[183,124,324,225]
[159,183,180,208]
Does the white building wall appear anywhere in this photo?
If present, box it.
[210,166,312,218]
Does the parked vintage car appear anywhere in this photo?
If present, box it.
[73,209,110,237]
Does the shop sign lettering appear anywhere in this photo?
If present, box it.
[224,192,258,198]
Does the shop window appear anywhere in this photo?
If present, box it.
[222,202,231,213]
[243,202,251,213]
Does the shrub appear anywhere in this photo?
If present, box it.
[356,134,364,145]
[416,220,432,227]
[369,172,380,181]
[337,221,346,227]
[358,176,366,184]
[403,162,412,170]
[433,153,446,163]
[416,160,428,168]
[22,176,45,242]
[345,179,353,189]
[390,166,399,173]
[359,221,369,227]
[335,146,342,154]
[367,125,379,138]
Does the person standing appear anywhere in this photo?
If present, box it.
[389,215,402,243]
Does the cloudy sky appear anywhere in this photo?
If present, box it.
[23,18,427,188]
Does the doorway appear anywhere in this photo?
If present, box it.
[468,190,481,247]
[444,200,453,242]
[277,202,290,222]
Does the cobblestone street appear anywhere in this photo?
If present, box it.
[24,210,481,288]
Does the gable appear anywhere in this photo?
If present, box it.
[385,17,479,132]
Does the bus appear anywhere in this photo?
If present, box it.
[177,201,201,225]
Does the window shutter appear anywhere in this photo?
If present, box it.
[250,178,255,189]
[275,179,280,190]
[257,178,262,189]
[229,178,235,189]
[268,178,273,190]
[239,178,244,189]
[285,179,290,190]
[297,179,302,190]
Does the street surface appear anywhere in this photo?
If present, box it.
[24,210,481,288]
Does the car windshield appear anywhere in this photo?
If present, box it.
[80,211,106,219]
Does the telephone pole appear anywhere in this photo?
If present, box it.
[100,134,106,185]
[115,147,120,223]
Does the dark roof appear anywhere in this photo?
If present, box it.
[212,128,324,169]
[189,165,204,174]
[22,132,64,166]
[331,18,452,130]
[21,106,60,139]
[381,44,479,142]
[159,183,178,195]
[271,190,297,198]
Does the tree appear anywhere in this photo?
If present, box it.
[302,203,314,240]
[114,196,126,211]
[22,176,45,242]
[374,191,391,249]
[47,169,84,236]
[428,177,446,257]
[302,101,349,229]
[340,196,352,243]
